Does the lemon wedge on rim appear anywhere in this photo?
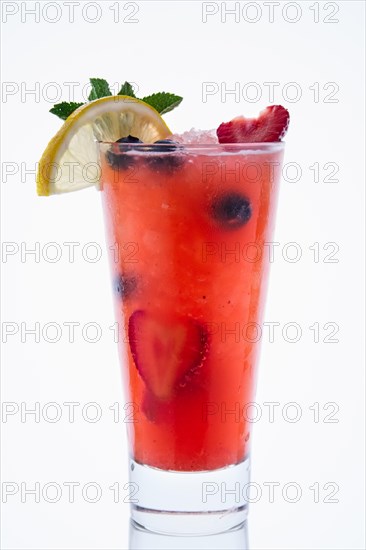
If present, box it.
[37,96,171,196]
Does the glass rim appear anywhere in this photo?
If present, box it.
[97,141,285,151]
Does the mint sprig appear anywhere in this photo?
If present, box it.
[50,78,183,120]
[118,81,136,97]
[142,92,183,115]
[49,102,84,120]
[88,78,112,101]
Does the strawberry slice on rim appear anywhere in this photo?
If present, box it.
[217,105,290,144]
[128,310,208,400]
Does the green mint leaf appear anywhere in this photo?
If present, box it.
[142,92,183,114]
[49,102,84,120]
[49,79,184,121]
[88,78,112,101]
[118,81,136,97]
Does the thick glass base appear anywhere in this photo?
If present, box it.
[129,519,248,549]
[129,458,250,535]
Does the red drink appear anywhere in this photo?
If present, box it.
[100,142,284,473]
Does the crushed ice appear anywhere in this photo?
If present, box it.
[169,128,218,144]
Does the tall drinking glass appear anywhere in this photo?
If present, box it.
[98,141,284,535]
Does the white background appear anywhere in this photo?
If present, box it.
[1,1,365,549]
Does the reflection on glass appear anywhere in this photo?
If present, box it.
[129,518,248,550]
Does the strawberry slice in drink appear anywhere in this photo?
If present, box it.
[217,105,290,143]
[128,310,208,401]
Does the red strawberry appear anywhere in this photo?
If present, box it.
[217,105,290,144]
[128,310,208,400]
[141,391,173,423]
